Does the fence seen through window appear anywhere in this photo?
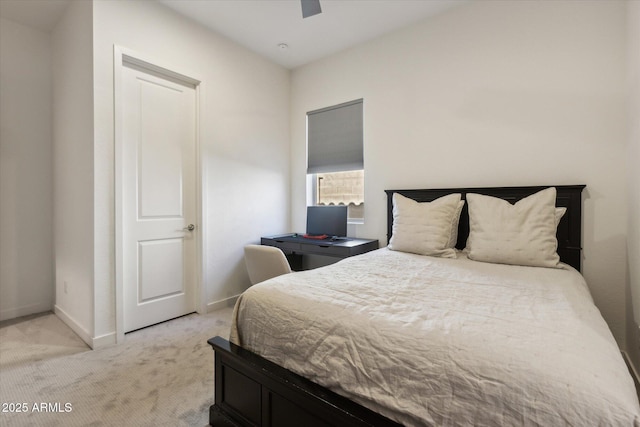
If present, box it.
[316,170,364,220]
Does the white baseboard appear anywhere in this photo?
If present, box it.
[53,306,117,349]
[206,295,239,313]
[54,297,236,350]
[0,301,52,322]
[92,332,116,349]
[54,305,94,349]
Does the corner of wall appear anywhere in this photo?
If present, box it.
[51,0,96,340]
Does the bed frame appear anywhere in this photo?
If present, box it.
[207,184,586,426]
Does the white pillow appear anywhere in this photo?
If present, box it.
[388,193,463,258]
[465,187,561,268]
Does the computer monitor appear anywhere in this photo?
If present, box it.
[306,206,347,238]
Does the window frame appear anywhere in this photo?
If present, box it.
[306,98,365,224]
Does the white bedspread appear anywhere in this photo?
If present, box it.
[231,248,640,426]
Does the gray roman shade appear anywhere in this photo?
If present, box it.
[307,99,363,174]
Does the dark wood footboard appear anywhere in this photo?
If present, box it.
[207,336,402,427]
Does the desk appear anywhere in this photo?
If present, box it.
[261,234,379,270]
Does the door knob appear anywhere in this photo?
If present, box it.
[184,224,195,231]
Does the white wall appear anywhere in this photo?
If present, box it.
[291,0,629,346]
[627,0,640,369]
[51,0,95,343]
[92,0,290,338]
[0,18,54,320]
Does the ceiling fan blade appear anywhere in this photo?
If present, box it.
[301,0,322,19]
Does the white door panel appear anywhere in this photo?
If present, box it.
[138,79,185,218]
[122,64,197,332]
[138,239,184,302]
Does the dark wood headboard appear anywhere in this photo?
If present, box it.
[385,185,586,271]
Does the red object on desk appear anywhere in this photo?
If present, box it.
[303,234,328,240]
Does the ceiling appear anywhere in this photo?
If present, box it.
[159,0,466,69]
[0,0,466,69]
[0,0,70,32]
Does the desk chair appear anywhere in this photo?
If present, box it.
[244,245,292,285]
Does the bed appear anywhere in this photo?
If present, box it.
[207,185,640,427]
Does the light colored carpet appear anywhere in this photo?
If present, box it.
[0,312,91,368]
[0,308,233,426]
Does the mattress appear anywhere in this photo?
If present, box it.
[231,248,640,426]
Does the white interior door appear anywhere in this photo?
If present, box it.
[122,62,197,333]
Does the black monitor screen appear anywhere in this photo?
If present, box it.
[306,206,347,237]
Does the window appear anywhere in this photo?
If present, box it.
[315,170,364,220]
[307,99,364,221]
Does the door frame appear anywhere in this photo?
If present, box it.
[113,45,206,343]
